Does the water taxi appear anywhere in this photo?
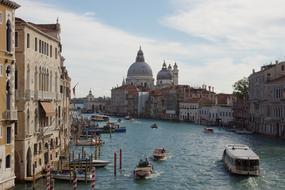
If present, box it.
[134,159,153,179]
[153,148,166,160]
[204,127,214,133]
[74,138,103,146]
[222,144,260,176]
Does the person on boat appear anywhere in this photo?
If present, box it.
[162,148,165,153]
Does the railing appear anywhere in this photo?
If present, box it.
[25,89,34,99]
[2,110,18,121]
[34,90,56,100]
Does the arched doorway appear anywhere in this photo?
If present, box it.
[26,147,32,177]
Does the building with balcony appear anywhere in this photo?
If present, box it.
[0,1,20,189]
[14,17,65,181]
[249,61,285,137]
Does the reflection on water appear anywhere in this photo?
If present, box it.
[15,118,285,190]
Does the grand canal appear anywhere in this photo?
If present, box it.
[16,118,285,190]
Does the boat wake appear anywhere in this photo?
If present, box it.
[145,171,163,179]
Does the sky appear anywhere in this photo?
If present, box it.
[15,0,285,97]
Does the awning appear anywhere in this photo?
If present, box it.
[40,102,55,117]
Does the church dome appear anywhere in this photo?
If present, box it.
[157,61,173,80]
[127,47,153,77]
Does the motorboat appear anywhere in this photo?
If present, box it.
[150,123,158,129]
[222,144,260,176]
[153,148,166,160]
[52,169,92,181]
[117,118,122,122]
[124,115,131,120]
[134,159,153,179]
[70,159,110,168]
[90,114,109,122]
[235,129,254,135]
[204,127,214,133]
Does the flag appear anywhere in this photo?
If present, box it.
[72,83,78,97]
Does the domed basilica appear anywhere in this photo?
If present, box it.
[124,47,179,89]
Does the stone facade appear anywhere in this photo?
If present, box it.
[0,1,20,189]
[249,61,285,137]
[14,18,67,181]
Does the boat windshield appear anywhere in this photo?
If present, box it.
[235,159,259,171]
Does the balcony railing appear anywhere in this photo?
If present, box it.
[2,110,18,121]
[25,89,34,99]
[34,90,56,100]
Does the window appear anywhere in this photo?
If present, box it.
[34,143,38,155]
[15,122,17,135]
[6,155,11,168]
[47,43,49,56]
[6,127,11,144]
[15,32,18,47]
[39,159,42,166]
[35,37,37,51]
[55,47,57,59]
[50,45,52,57]
[6,20,11,52]
[282,65,284,71]
[15,69,17,89]
[39,40,41,53]
[27,33,30,48]
[0,123,2,137]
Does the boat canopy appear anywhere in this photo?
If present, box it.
[225,144,259,160]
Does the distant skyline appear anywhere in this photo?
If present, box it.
[16,0,285,97]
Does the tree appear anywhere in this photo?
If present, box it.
[233,77,249,99]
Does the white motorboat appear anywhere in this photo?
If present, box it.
[134,159,153,179]
[52,170,92,181]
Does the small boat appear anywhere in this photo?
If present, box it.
[204,128,214,133]
[124,115,131,120]
[52,170,92,181]
[153,148,166,160]
[117,118,122,122]
[150,123,158,129]
[70,159,110,168]
[134,159,153,179]
[75,138,103,146]
[90,114,109,122]
[222,144,260,176]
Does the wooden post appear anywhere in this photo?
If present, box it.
[69,153,72,183]
[32,163,35,189]
[90,154,93,172]
[91,167,96,190]
[81,146,84,159]
[73,170,77,190]
[114,152,116,176]
[119,148,122,170]
[78,153,81,170]
[46,164,50,190]
[85,162,87,184]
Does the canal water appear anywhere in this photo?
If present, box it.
[16,118,285,190]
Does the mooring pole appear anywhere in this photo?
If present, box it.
[114,152,117,176]
[119,148,122,170]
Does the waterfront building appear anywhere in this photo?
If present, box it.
[59,56,71,151]
[0,1,20,189]
[14,18,64,180]
[111,84,139,116]
[232,97,249,129]
[179,99,200,122]
[249,61,285,137]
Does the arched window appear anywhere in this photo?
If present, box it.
[47,69,49,91]
[6,20,11,52]
[34,67,38,91]
[34,108,38,132]
[50,71,52,92]
[26,64,30,90]
[6,155,11,168]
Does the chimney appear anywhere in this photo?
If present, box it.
[212,87,214,92]
[276,60,279,64]
[208,86,211,92]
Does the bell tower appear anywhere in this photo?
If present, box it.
[173,62,179,85]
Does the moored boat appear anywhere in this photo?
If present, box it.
[90,114,109,122]
[222,144,260,176]
[75,138,103,146]
[70,159,110,168]
[235,129,254,135]
[153,148,166,160]
[52,170,92,181]
[204,127,214,133]
[124,115,132,120]
[134,159,153,179]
